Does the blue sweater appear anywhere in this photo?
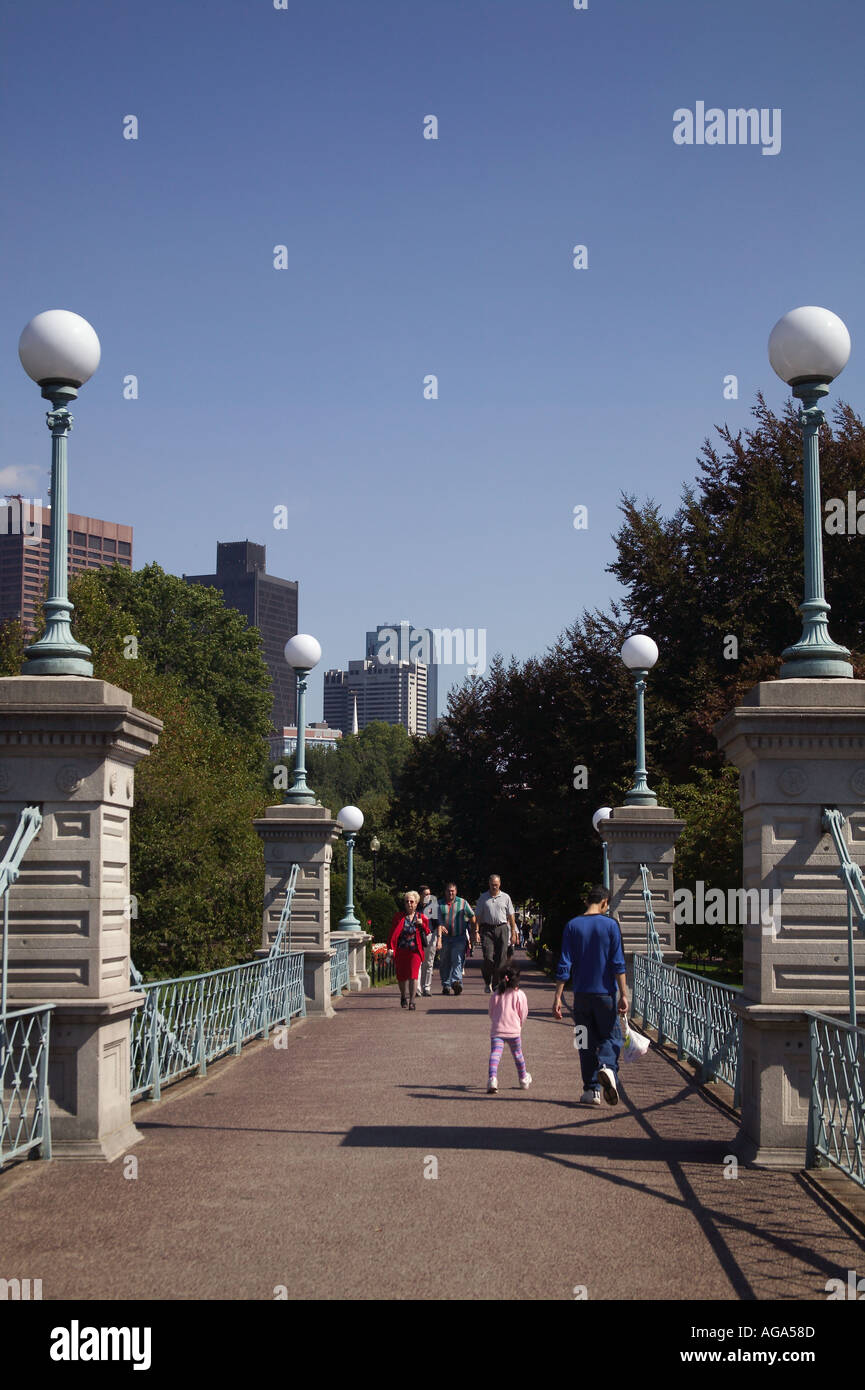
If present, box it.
[556,913,626,996]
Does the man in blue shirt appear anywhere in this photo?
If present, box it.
[552,885,627,1107]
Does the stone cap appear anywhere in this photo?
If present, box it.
[0,676,161,762]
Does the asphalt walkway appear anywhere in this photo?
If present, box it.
[2,952,863,1300]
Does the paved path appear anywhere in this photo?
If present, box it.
[2,953,863,1300]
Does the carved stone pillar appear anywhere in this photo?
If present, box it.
[253,804,341,1017]
[603,804,685,964]
[715,678,865,1167]
[0,676,161,1161]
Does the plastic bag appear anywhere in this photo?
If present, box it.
[620,1014,650,1062]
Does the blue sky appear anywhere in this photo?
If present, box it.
[2,0,864,718]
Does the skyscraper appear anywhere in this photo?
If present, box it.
[365,620,438,730]
[323,658,429,736]
[0,496,132,636]
[184,541,299,733]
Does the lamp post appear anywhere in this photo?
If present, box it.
[592,806,612,891]
[370,835,380,891]
[621,634,659,806]
[283,634,322,803]
[768,306,853,679]
[18,310,101,676]
[337,805,364,929]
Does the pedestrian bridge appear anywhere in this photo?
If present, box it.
[1,952,862,1301]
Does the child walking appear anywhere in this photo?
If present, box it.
[487,963,532,1093]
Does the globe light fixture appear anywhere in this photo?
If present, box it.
[337,805,364,929]
[621,634,659,806]
[768,306,853,678]
[283,634,322,803]
[18,310,101,676]
[592,806,613,891]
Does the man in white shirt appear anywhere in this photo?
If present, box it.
[474,874,518,993]
[418,885,439,997]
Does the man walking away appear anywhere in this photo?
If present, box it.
[474,875,518,993]
[438,882,476,995]
[418,885,439,997]
[552,886,627,1106]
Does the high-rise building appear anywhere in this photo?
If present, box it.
[365,620,438,730]
[183,541,298,733]
[0,496,132,636]
[324,656,429,736]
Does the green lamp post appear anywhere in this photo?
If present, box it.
[283,634,322,804]
[768,306,853,679]
[592,806,612,891]
[621,634,659,806]
[337,804,364,929]
[18,310,101,676]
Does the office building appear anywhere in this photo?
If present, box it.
[366,620,438,729]
[184,541,298,733]
[271,721,342,761]
[324,657,429,736]
[0,496,132,636]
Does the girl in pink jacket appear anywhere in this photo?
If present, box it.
[487,964,532,1093]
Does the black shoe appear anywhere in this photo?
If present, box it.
[400,997,408,1008]
[452,983,462,995]
[442,986,451,995]
[408,1001,416,1010]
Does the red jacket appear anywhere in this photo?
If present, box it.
[388,913,430,956]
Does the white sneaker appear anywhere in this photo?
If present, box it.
[484,984,493,993]
[487,1077,498,1093]
[597,1066,619,1105]
[580,1089,601,1106]
[520,1073,532,1089]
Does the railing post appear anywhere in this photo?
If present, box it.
[196,979,207,1077]
[233,984,242,1055]
[805,1015,819,1169]
[38,1010,52,1161]
[150,992,161,1101]
[700,1001,711,1081]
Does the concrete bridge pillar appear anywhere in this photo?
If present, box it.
[254,804,341,1017]
[0,677,161,1161]
[715,679,865,1169]
[603,805,685,965]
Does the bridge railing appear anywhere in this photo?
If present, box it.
[806,1009,865,1189]
[131,952,306,1101]
[639,863,664,962]
[0,1003,53,1167]
[330,937,350,996]
[632,953,741,1102]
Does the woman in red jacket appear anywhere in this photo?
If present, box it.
[387,890,430,1010]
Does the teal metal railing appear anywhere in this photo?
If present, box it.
[821,809,865,1026]
[270,863,300,956]
[0,1003,53,1167]
[330,937,350,995]
[806,1010,865,1189]
[0,806,52,1167]
[633,954,741,1102]
[639,863,664,962]
[130,952,306,1101]
[1,806,43,1015]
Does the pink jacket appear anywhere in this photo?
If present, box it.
[488,987,528,1037]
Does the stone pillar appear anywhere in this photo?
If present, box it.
[0,677,161,1161]
[253,804,340,1017]
[715,679,865,1169]
[603,805,685,964]
[330,929,372,991]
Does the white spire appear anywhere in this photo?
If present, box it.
[351,691,359,736]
